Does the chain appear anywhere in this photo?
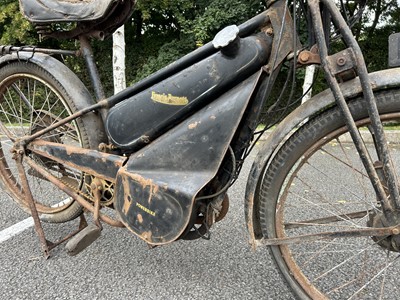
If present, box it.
[58,173,95,203]
[61,174,115,206]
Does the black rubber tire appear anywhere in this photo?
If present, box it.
[0,62,98,223]
[259,88,400,299]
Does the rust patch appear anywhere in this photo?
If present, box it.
[121,175,132,215]
[129,173,159,204]
[141,231,152,240]
[137,213,143,224]
[246,193,258,251]
[122,195,131,215]
[188,121,200,129]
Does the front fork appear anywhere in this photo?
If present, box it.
[308,0,400,219]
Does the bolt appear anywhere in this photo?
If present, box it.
[299,52,310,63]
[262,65,270,73]
[265,27,274,36]
[337,57,346,66]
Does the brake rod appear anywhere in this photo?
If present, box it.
[260,225,400,246]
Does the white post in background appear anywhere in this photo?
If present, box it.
[302,64,316,104]
[112,25,126,94]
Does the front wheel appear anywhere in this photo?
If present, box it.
[259,88,400,299]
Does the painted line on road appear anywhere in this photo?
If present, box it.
[0,217,34,243]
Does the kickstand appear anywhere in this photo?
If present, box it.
[14,148,90,258]
[15,150,52,259]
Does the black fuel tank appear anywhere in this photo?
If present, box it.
[105,34,271,151]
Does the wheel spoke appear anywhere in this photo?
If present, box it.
[347,254,400,300]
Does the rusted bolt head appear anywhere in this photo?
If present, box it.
[90,182,102,191]
[337,57,346,66]
[299,52,310,63]
[266,28,274,36]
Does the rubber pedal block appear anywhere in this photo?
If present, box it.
[65,223,101,256]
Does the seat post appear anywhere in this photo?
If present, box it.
[79,35,105,101]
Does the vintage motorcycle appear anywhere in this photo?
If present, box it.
[1,0,400,298]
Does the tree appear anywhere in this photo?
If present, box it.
[0,0,399,98]
[0,0,36,45]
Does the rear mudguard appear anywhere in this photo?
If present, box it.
[0,52,107,147]
[244,67,400,247]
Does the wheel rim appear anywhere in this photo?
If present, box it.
[0,73,84,214]
[275,113,400,299]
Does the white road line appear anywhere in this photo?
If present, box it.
[0,217,34,243]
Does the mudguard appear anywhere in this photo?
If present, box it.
[0,52,107,147]
[244,67,400,247]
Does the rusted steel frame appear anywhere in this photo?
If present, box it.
[19,99,108,145]
[14,151,50,258]
[0,45,77,57]
[24,155,125,228]
[79,36,105,101]
[265,0,300,73]
[308,0,397,212]
[260,224,400,246]
[28,139,126,182]
[46,215,89,251]
[91,179,103,229]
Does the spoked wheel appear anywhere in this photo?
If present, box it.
[259,88,400,299]
[0,62,93,223]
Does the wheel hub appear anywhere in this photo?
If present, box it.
[368,210,400,252]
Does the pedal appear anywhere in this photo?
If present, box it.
[65,223,101,256]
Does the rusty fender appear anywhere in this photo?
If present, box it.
[245,67,400,248]
[0,52,107,147]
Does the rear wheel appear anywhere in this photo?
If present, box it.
[0,62,93,223]
[259,89,400,299]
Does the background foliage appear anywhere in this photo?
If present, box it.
[0,0,399,99]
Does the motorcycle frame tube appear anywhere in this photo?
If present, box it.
[309,0,400,211]
[23,155,124,227]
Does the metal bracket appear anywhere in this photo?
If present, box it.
[327,48,357,81]
[298,49,321,65]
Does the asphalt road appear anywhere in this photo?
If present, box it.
[0,144,294,300]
